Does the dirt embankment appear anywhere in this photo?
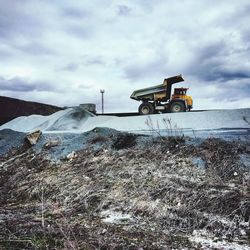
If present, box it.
[0,129,249,249]
[0,96,62,125]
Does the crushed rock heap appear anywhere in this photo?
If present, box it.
[0,128,249,249]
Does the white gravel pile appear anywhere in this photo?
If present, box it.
[0,108,249,134]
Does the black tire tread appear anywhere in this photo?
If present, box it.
[138,102,155,115]
[170,101,186,113]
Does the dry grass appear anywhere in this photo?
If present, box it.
[0,133,249,249]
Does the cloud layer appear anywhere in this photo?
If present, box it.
[0,0,249,111]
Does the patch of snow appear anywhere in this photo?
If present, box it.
[190,230,250,250]
[100,210,133,224]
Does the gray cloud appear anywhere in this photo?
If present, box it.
[65,24,92,38]
[0,0,249,110]
[84,56,105,66]
[213,81,250,101]
[117,5,132,16]
[61,56,105,72]
[62,8,89,19]
[0,48,12,59]
[213,70,250,81]
[185,40,250,82]
[123,54,168,81]
[240,30,250,47]
[0,76,55,92]
[62,63,79,72]
[15,42,55,56]
[0,1,44,41]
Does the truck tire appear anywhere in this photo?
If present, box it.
[170,101,186,113]
[138,102,155,115]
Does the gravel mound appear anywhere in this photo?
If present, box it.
[0,130,249,249]
[1,108,249,139]
[0,129,26,155]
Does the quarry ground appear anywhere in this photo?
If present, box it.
[0,128,250,249]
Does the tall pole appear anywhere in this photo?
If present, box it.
[100,89,105,114]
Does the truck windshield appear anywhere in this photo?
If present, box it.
[174,89,186,95]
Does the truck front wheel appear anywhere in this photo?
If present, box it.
[170,101,186,113]
[139,102,155,115]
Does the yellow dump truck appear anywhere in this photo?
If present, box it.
[130,75,193,115]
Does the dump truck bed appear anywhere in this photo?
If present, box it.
[130,75,184,101]
[130,84,166,101]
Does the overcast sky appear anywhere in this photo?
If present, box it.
[0,0,249,112]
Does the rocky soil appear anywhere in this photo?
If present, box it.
[0,128,249,249]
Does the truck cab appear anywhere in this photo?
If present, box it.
[172,88,193,111]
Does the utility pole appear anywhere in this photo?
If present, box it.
[100,89,105,114]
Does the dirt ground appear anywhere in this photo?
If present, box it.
[0,128,249,249]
